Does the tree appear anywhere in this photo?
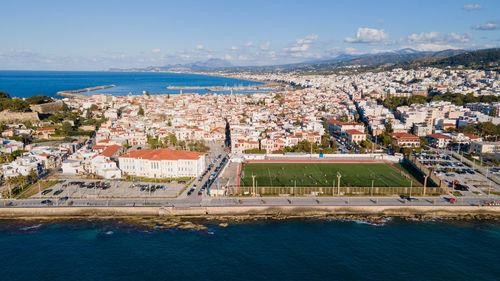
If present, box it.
[138,106,144,116]
[168,133,177,146]
[381,133,392,146]
[0,91,10,99]
[61,102,70,112]
[478,122,498,138]
[28,169,38,183]
[89,104,98,111]
[320,134,331,148]
[385,120,393,133]
[489,106,498,117]
[360,140,370,148]
[61,122,73,134]
[26,95,52,104]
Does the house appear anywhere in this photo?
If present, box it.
[118,148,205,178]
[34,127,56,139]
[261,138,285,153]
[2,154,44,178]
[61,159,85,175]
[390,133,420,147]
[100,144,122,160]
[427,134,451,148]
[327,119,365,134]
[90,155,122,179]
[231,138,259,154]
[345,129,366,144]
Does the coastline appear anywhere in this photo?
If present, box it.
[2,205,500,220]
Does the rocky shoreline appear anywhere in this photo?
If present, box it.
[3,212,500,232]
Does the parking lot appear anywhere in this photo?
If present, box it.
[414,152,499,195]
[32,180,186,199]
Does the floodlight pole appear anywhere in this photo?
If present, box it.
[336,173,341,196]
[332,176,335,197]
[423,175,428,196]
[410,181,413,198]
[294,180,296,197]
[371,179,374,197]
[252,175,256,197]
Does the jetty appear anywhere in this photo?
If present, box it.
[166,85,277,92]
[57,85,115,98]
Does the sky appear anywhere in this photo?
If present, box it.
[0,0,499,70]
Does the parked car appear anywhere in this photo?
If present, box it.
[41,189,53,195]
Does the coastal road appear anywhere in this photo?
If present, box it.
[2,195,498,208]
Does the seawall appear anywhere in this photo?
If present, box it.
[1,205,500,219]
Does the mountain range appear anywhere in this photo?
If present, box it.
[109,48,500,74]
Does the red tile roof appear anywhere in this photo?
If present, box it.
[390,133,420,141]
[345,129,364,135]
[120,148,204,161]
[100,145,121,158]
[428,134,451,140]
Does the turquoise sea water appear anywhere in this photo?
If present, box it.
[0,70,263,98]
[1,219,500,281]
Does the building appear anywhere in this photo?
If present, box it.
[344,129,366,144]
[118,148,205,178]
[412,124,432,137]
[470,141,500,155]
[427,134,452,148]
[327,119,365,134]
[231,138,259,154]
[390,133,420,147]
[34,127,56,139]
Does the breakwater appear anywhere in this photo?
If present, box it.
[56,85,115,98]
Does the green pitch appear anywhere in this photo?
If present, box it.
[240,162,419,187]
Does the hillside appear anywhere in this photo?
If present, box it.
[393,48,500,70]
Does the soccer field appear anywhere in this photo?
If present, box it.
[240,162,420,188]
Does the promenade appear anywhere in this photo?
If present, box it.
[1,195,500,218]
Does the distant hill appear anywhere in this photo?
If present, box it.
[109,48,499,74]
[391,48,500,70]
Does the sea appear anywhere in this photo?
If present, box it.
[1,218,500,281]
[1,71,500,280]
[0,70,264,98]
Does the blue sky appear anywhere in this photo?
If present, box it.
[0,0,499,70]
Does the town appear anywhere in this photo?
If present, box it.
[1,66,500,208]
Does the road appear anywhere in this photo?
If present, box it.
[2,194,499,208]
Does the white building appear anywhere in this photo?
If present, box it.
[118,148,205,178]
[2,154,44,178]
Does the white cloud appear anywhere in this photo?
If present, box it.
[472,22,499,30]
[342,47,364,55]
[244,41,254,47]
[406,32,472,44]
[345,27,389,44]
[230,46,238,51]
[463,4,481,10]
[260,41,270,50]
[151,48,161,53]
[224,54,232,60]
[238,55,248,61]
[196,45,205,50]
[283,34,318,53]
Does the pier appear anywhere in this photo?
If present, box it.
[166,85,278,92]
[57,85,116,98]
